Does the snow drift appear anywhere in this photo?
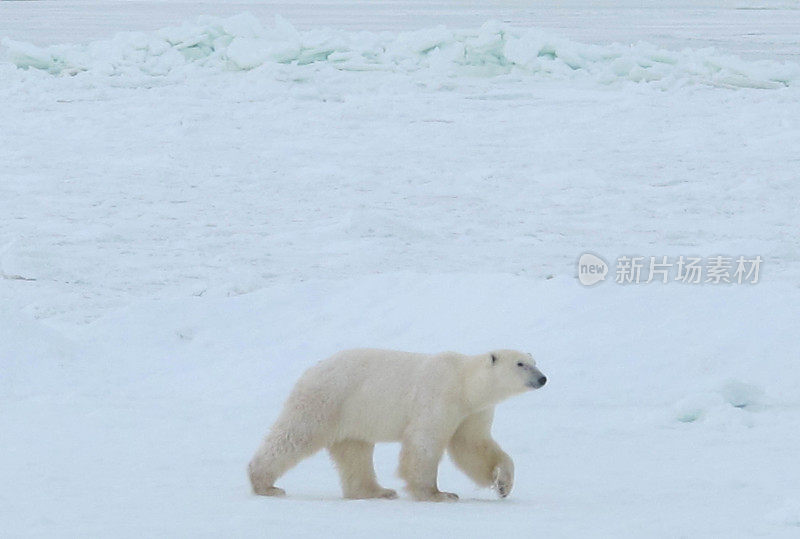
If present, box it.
[3,13,799,88]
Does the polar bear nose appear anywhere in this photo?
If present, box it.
[538,376,547,387]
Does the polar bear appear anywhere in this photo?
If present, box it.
[248,348,546,501]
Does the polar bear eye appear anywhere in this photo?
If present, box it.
[516,362,524,367]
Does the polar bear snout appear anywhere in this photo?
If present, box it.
[526,370,547,389]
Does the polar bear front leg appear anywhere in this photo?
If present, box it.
[448,409,515,498]
[329,440,397,499]
[399,428,458,502]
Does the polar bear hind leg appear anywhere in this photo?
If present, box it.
[248,405,332,496]
[329,440,397,499]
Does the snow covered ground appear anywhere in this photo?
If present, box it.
[2,1,799,537]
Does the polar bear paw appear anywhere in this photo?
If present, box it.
[493,466,513,499]
[376,488,399,499]
[432,491,459,502]
[254,486,286,497]
[419,490,459,502]
[346,487,398,500]
[408,486,459,502]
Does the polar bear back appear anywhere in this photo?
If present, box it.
[289,349,462,443]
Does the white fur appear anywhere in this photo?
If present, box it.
[248,348,545,501]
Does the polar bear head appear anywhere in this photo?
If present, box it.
[484,349,547,401]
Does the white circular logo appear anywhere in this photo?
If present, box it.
[577,253,608,286]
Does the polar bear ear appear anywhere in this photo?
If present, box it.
[491,354,497,365]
